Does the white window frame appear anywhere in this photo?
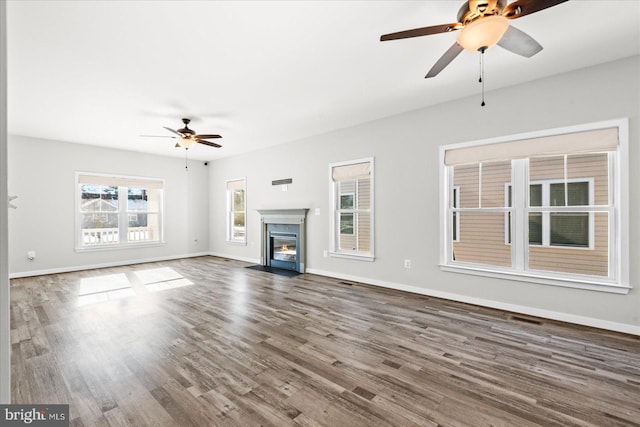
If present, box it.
[452,186,460,242]
[504,178,595,249]
[440,118,629,294]
[226,177,247,245]
[75,172,165,251]
[329,157,375,261]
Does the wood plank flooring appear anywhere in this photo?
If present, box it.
[10,256,640,426]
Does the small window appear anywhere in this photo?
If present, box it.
[226,178,246,244]
[76,173,164,249]
[330,158,374,260]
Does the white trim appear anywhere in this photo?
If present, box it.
[208,252,260,265]
[452,186,460,242]
[75,241,167,253]
[616,120,629,290]
[305,268,639,336]
[328,251,375,262]
[8,252,211,279]
[439,264,629,294]
[441,118,627,152]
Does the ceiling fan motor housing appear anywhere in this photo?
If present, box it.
[178,118,195,135]
[458,0,507,25]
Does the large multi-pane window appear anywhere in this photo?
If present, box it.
[330,158,374,260]
[76,174,163,249]
[441,120,629,292]
[226,178,246,244]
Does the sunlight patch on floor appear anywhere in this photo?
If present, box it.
[76,268,193,306]
[79,273,131,295]
[133,267,184,284]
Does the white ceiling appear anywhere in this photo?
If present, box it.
[7,1,640,161]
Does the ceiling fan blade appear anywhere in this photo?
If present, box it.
[175,143,181,148]
[195,134,222,139]
[197,140,222,148]
[380,23,460,41]
[163,126,182,136]
[503,0,568,19]
[498,25,543,57]
[425,42,464,78]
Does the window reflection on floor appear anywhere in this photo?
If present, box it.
[77,268,193,306]
[133,267,193,293]
[77,273,135,307]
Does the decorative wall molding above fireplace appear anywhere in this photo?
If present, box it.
[257,209,308,273]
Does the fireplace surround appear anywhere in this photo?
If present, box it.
[257,209,308,273]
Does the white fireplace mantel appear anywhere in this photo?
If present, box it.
[257,208,309,225]
[257,209,308,273]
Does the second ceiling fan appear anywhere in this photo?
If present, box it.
[380,0,568,78]
[150,118,223,150]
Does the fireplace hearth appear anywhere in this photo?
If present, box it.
[258,209,308,273]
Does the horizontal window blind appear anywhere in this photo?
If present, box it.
[332,161,371,181]
[226,179,245,191]
[78,174,164,189]
[444,127,618,166]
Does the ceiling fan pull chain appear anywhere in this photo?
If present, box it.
[185,149,189,171]
[479,46,486,107]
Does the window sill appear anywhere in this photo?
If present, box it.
[329,251,375,262]
[226,240,247,246]
[76,241,166,252]
[439,264,630,294]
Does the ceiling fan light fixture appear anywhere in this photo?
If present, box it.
[456,15,509,52]
[178,137,196,149]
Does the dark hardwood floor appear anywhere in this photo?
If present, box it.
[10,256,640,426]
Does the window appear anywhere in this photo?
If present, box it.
[226,178,246,244]
[330,158,374,260]
[440,120,629,293]
[76,173,164,249]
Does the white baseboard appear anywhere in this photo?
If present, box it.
[306,268,640,336]
[8,252,212,279]
[208,252,260,265]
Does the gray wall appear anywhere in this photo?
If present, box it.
[209,56,640,333]
[8,136,210,275]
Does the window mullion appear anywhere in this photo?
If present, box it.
[119,186,128,244]
[478,163,482,208]
[513,160,526,271]
[542,183,550,246]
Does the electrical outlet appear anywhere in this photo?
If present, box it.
[27,250,36,261]
[404,259,411,269]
